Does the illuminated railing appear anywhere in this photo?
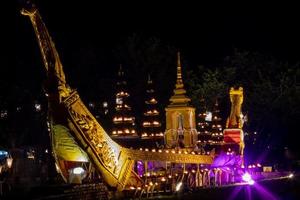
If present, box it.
[145,98,158,104]
[113,117,135,123]
[116,104,131,110]
[141,132,164,138]
[142,121,161,127]
[144,110,159,116]
[116,91,129,97]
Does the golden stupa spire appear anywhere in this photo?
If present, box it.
[168,52,191,106]
[176,52,184,89]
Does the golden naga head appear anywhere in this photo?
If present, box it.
[229,87,243,105]
[226,87,244,129]
[20,0,37,16]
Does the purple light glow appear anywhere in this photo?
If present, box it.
[253,182,279,200]
[242,172,252,182]
[246,185,252,200]
[242,172,255,185]
[136,161,144,177]
[248,180,255,185]
[227,186,243,200]
[211,152,241,168]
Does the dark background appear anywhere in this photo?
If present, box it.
[5,0,300,167]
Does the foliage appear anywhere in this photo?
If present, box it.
[185,49,300,159]
[185,66,236,110]
[113,34,177,127]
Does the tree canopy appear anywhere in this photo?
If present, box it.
[185,49,300,163]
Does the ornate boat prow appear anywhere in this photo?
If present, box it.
[21,1,214,191]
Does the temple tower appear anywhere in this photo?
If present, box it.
[141,75,163,139]
[197,98,211,144]
[164,52,198,149]
[211,99,223,143]
[112,65,137,138]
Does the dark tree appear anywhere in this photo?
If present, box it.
[185,49,300,164]
[113,33,177,128]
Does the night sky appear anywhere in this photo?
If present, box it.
[13,1,300,110]
[8,1,300,156]
[14,1,300,74]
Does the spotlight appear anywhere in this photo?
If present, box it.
[242,172,251,182]
[288,173,294,179]
[176,182,182,191]
[256,163,261,167]
[6,157,13,168]
[242,172,255,185]
[73,167,85,175]
[248,180,255,185]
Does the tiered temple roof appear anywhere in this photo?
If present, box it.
[141,75,163,139]
[112,65,137,138]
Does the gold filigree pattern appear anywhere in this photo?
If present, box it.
[67,95,119,174]
[226,87,244,129]
[22,3,214,191]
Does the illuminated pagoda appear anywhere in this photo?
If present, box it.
[111,65,137,138]
[165,52,198,149]
[211,99,223,143]
[197,98,211,144]
[141,75,163,139]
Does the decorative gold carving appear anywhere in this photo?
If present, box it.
[23,3,214,191]
[165,54,197,148]
[176,52,184,88]
[21,4,68,102]
[225,87,245,164]
[64,92,79,107]
[127,149,213,164]
[226,87,244,129]
[67,98,119,174]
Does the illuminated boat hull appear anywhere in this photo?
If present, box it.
[21,2,214,191]
[51,124,89,182]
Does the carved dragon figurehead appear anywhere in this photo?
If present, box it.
[226,87,244,129]
[22,1,215,190]
[21,0,71,102]
[20,0,37,17]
